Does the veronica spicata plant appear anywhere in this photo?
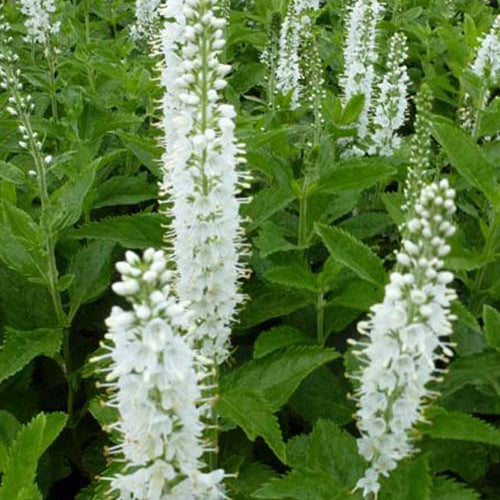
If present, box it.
[97,249,225,499]
[17,0,60,44]
[350,179,457,499]
[367,32,409,156]
[159,0,248,363]
[275,0,320,109]
[459,15,500,137]
[131,0,162,41]
[339,0,384,154]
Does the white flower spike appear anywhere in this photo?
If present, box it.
[100,249,225,500]
[351,180,457,499]
[131,0,162,41]
[18,0,60,44]
[159,0,249,363]
[368,32,409,156]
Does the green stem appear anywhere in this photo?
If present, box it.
[317,293,325,344]
[298,177,309,246]
[45,41,59,121]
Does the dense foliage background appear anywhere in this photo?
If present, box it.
[0,0,499,498]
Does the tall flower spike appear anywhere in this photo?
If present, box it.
[368,32,409,156]
[339,0,384,153]
[460,15,500,136]
[99,249,225,499]
[131,0,162,41]
[159,0,249,363]
[275,0,320,109]
[350,180,457,499]
[403,85,433,210]
[17,0,60,44]
[260,12,282,111]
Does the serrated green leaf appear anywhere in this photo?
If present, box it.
[426,408,500,446]
[217,388,286,463]
[264,262,317,292]
[315,224,387,287]
[339,212,393,240]
[0,327,63,385]
[430,477,480,500]
[221,346,339,411]
[254,221,298,257]
[253,326,314,359]
[381,192,405,226]
[93,174,157,209]
[289,369,354,426]
[0,412,67,500]
[227,461,276,500]
[68,240,115,318]
[117,131,162,176]
[483,305,500,351]
[379,455,431,500]
[339,94,365,125]
[238,284,313,329]
[0,201,47,283]
[69,213,163,249]
[305,419,364,487]
[0,161,25,185]
[0,411,20,472]
[431,117,497,206]
[451,301,487,356]
[317,158,395,194]
[247,185,295,231]
[253,468,352,500]
[45,165,96,233]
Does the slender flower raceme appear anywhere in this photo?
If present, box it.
[459,15,500,136]
[17,0,60,44]
[159,0,248,363]
[131,0,162,41]
[339,0,384,152]
[98,249,225,499]
[275,0,320,109]
[350,180,457,499]
[368,32,409,156]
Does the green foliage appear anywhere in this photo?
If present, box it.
[0,412,67,499]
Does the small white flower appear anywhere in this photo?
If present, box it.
[18,0,60,44]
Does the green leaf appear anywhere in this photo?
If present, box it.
[0,201,47,283]
[264,261,317,292]
[0,412,67,500]
[431,117,497,206]
[93,174,157,209]
[425,408,500,447]
[238,285,313,329]
[339,94,365,125]
[117,131,161,176]
[254,221,298,257]
[381,192,405,226]
[253,468,352,499]
[451,301,487,356]
[0,411,20,472]
[221,346,339,411]
[305,419,364,488]
[379,455,431,500]
[430,477,480,500]
[69,213,163,249]
[45,165,96,233]
[254,326,314,359]
[339,212,393,240]
[227,461,276,500]
[317,158,395,194]
[315,224,387,287]
[68,240,115,318]
[0,327,63,385]
[217,388,286,463]
[0,161,25,185]
[247,185,295,231]
[289,369,354,426]
[483,305,500,351]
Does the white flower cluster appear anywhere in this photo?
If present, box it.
[18,0,60,45]
[131,0,162,41]
[368,33,410,156]
[275,0,320,109]
[460,15,500,135]
[99,249,225,500]
[159,0,248,363]
[339,0,384,145]
[350,180,457,499]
